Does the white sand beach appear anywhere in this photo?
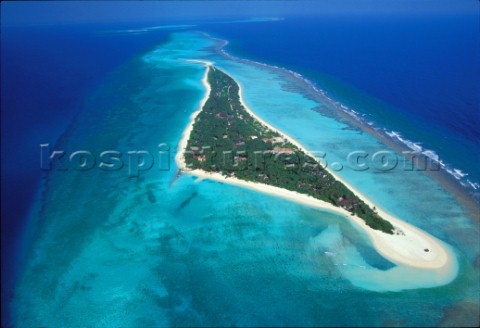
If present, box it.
[176,62,454,271]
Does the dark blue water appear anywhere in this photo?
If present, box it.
[0,23,170,326]
[203,12,480,194]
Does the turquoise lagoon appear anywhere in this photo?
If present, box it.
[14,32,479,326]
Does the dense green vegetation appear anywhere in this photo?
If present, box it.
[185,66,394,234]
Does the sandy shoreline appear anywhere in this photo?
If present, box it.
[176,62,455,273]
[175,60,212,171]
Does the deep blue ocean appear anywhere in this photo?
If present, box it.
[2,12,479,326]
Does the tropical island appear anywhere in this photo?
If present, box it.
[184,65,394,233]
[176,61,453,271]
